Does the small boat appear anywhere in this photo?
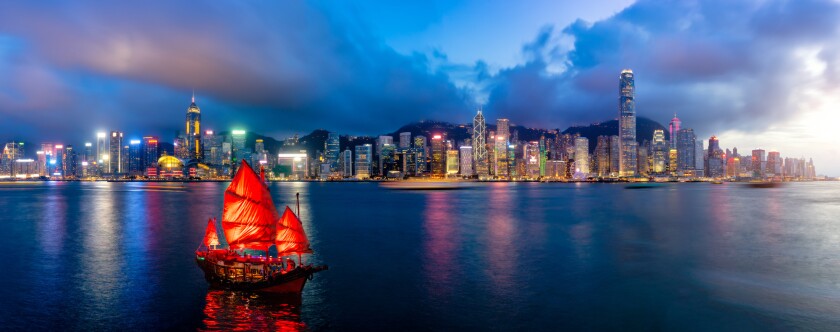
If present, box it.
[745,181,783,188]
[625,182,663,189]
[195,160,327,294]
[711,180,724,184]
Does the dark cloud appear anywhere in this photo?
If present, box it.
[480,0,840,139]
[0,1,470,142]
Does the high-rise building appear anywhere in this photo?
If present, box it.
[472,109,488,177]
[96,132,108,173]
[142,136,159,175]
[459,146,473,177]
[595,136,611,177]
[379,143,396,176]
[231,130,247,165]
[325,132,340,168]
[128,140,142,175]
[339,148,352,177]
[525,141,540,179]
[431,134,445,178]
[751,149,766,178]
[609,135,620,176]
[619,69,637,176]
[413,135,427,175]
[706,136,724,178]
[766,151,781,176]
[695,141,705,176]
[497,119,510,144]
[109,131,124,174]
[574,137,589,178]
[651,129,667,174]
[202,130,223,165]
[676,128,696,172]
[668,114,681,150]
[354,144,372,179]
[399,132,411,149]
[446,150,459,176]
[185,94,202,161]
[494,134,508,178]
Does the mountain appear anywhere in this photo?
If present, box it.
[562,117,668,152]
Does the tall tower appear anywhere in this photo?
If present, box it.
[185,93,202,161]
[668,114,681,150]
[618,69,637,177]
[472,108,488,177]
[109,131,123,174]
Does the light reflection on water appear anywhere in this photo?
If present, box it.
[1,182,840,330]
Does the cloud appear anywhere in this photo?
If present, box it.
[0,1,471,141]
[477,0,840,139]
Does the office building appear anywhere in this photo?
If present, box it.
[619,69,637,176]
[185,94,202,161]
[354,144,372,179]
[472,109,488,177]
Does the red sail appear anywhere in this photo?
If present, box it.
[275,206,313,255]
[222,160,278,251]
[203,218,220,247]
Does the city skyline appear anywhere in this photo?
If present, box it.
[1,1,839,174]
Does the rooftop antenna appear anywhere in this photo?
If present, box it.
[192,89,195,103]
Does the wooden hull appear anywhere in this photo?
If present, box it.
[196,256,327,294]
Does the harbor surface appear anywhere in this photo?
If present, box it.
[2,181,840,330]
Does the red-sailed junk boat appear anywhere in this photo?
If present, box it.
[195,160,327,294]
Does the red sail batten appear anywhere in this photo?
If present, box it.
[275,206,313,256]
[222,160,278,251]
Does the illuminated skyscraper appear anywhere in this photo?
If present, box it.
[651,129,667,173]
[619,69,637,176]
[446,150,459,176]
[128,140,142,175]
[354,144,372,179]
[676,128,696,172]
[431,134,445,178]
[574,137,589,178]
[751,149,766,178]
[142,136,159,175]
[706,136,724,178]
[767,151,781,176]
[472,109,488,177]
[668,114,681,150]
[340,148,352,177]
[109,131,123,174]
[459,146,473,176]
[185,94,202,161]
[325,132,340,169]
[96,132,108,172]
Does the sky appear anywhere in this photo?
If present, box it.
[0,0,839,175]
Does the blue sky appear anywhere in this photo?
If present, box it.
[1,0,838,174]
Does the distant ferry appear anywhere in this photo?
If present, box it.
[195,160,327,294]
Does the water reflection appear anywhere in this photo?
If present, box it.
[422,191,458,298]
[484,183,516,296]
[201,290,305,331]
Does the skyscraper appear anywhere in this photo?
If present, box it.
[142,136,159,176]
[668,114,681,150]
[751,149,766,178]
[619,69,637,176]
[574,137,589,177]
[340,148,352,177]
[472,109,488,177]
[325,132,340,168]
[96,132,108,172]
[128,140,142,175]
[399,132,411,149]
[651,129,667,173]
[497,119,510,144]
[706,136,724,178]
[354,144,372,179]
[431,134,445,178]
[459,146,473,176]
[676,128,696,172]
[185,94,202,161]
[109,131,123,174]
